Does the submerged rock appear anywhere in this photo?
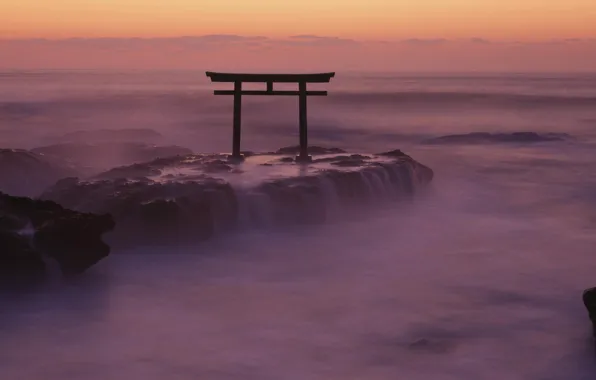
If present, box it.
[0,148,77,197]
[423,132,569,145]
[377,149,411,158]
[0,192,114,276]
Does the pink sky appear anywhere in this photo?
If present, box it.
[1,36,595,72]
[1,0,595,72]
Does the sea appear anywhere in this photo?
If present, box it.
[2,70,596,379]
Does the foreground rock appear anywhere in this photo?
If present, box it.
[42,147,433,247]
[43,177,237,247]
[0,148,78,197]
[0,192,114,277]
[423,132,569,145]
[583,288,596,337]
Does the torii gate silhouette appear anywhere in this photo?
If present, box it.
[206,72,335,163]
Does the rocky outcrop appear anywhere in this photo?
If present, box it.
[423,132,569,145]
[0,148,77,197]
[41,148,433,247]
[0,192,114,276]
[31,142,193,172]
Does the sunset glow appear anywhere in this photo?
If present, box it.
[2,0,596,40]
[1,0,596,71]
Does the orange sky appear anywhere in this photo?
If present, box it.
[2,1,596,71]
[1,0,596,40]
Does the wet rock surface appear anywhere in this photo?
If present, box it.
[41,147,433,248]
[275,146,347,155]
[0,192,114,277]
[0,148,78,197]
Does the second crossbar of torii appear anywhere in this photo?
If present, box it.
[206,71,336,163]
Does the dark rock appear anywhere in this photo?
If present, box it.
[0,192,114,276]
[34,212,114,274]
[0,213,27,230]
[0,230,46,276]
[41,178,238,247]
[255,177,327,225]
[583,288,596,337]
[275,146,347,155]
[377,149,411,158]
[325,170,370,200]
[423,132,569,145]
[0,148,77,197]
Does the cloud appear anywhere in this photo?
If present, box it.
[507,38,596,46]
[0,34,364,52]
[278,35,358,46]
[179,35,269,43]
[402,38,448,46]
[1,34,269,47]
[3,35,596,72]
[469,37,491,44]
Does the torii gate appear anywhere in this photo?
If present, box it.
[206,72,335,163]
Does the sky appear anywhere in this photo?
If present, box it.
[1,0,595,71]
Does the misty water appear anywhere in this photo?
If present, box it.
[2,71,596,379]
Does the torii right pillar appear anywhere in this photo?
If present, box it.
[298,81,309,162]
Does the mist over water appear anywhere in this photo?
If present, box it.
[2,71,596,379]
